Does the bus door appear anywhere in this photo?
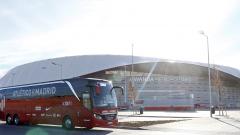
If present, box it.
[79,91,93,127]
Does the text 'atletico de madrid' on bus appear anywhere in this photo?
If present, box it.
[0,77,123,129]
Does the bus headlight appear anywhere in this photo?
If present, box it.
[94,114,102,120]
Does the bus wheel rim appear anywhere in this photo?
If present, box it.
[14,117,19,125]
[65,119,72,128]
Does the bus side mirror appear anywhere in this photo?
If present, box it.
[110,86,124,95]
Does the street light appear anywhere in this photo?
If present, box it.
[199,31,212,117]
[51,62,62,80]
[124,65,127,103]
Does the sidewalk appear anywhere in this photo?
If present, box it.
[118,110,240,134]
[146,117,240,134]
[222,110,240,120]
[118,110,209,122]
[212,110,240,129]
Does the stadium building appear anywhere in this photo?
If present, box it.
[1,55,240,110]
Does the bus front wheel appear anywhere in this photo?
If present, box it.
[63,116,74,130]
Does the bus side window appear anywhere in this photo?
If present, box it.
[82,93,91,110]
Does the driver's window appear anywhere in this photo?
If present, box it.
[82,93,91,110]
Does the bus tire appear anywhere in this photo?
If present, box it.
[6,114,12,125]
[62,116,74,130]
[13,114,20,125]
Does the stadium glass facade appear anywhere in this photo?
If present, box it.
[83,62,240,110]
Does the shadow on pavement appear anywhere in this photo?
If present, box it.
[226,116,240,123]
[0,123,113,135]
[119,119,190,128]
[213,117,240,130]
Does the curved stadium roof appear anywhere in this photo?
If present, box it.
[0,55,240,87]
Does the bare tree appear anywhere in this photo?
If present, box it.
[212,66,225,116]
[128,81,138,114]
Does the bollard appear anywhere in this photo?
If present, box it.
[140,106,144,114]
[211,106,215,114]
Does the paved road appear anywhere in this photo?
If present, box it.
[1,117,240,135]
[1,110,240,135]
[0,123,113,135]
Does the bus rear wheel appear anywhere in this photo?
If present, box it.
[6,115,12,125]
[63,116,74,130]
[13,115,20,125]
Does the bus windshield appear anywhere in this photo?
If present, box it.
[92,82,117,108]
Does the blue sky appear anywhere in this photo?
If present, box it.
[0,0,240,77]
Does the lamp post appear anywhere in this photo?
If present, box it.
[124,65,127,103]
[131,44,134,103]
[199,31,212,117]
[51,62,62,80]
